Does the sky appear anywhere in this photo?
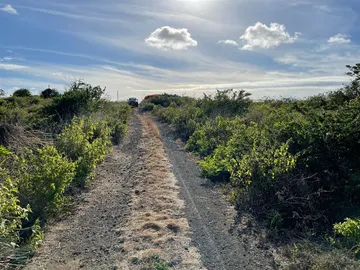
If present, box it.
[1,0,360,100]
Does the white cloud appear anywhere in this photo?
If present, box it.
[328,34,351,44]
[240,22,301,50]
[1,57,13,61]
[145,26,198,51]
[0,5,18,15]
[218,40,239,46]
[0,63,27,70]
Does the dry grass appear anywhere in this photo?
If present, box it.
[119,113,205,270]
[143,115,160,138]
[279,241,360,270]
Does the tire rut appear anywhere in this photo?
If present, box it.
[156,120,276,270]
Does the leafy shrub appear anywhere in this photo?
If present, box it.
[141,93,183,107]
[40,88,60,99]
[13,89,31,97]
[334,218,360,247]
[153,102,202,140]
[140,102,155,112]
[0,146,29,242]
[151,64,360,232]
[0,96,48,128]
[57,117,112,186]
[14,146,76,223]
[0,170,30,265]
[199,89,251,118]
[44,81,105,121]
[186,116,242,157]
[112,121,127,145]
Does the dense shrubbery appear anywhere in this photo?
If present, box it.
[14,146,76,223]
[145,66,360,236]
[40,88,60,99]
[57,117,112,186]
[0,96,48,127]
[0,146,29,243]
[0,81,131,266]
[44,80,106,122]
[13,89,31,97]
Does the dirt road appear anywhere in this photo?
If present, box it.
[26,111,274,270]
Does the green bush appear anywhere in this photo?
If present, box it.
[186,116,242,157]
[0,146,29,243]
[40,88,60,99]
[57,117,112,186]
[13,89,31,97]
[141,93,183,107]
[199,89,251,118]
[140,102,155,112]
[112,121,127,145]
[0,81,131,267]
[334,218,360,247]
[151,65,360,232]
[44,81,105,121]
[153,102,203,140]
[14,146,76,223]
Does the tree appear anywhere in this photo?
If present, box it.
[0,89,5,97]
[13,88,31,97]
[346,63,360,80]
[40,88,60,99]
[44,80,106,121]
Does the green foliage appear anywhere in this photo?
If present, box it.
[40,88,60,99]
[346,63,360,80]
[334,218,360,247]
[13,89,31,97]
[141,102,155,112]
[151,256,171,270]
[186,116,242,157]
[14,146,76,223]
[150,65,360,232]
[0,81,131,268]
[44,80,105,121]
[199,89,251,118]
[57,117,112,186]
[0,169,29,240]
[101,101,131,144]
[152,101,202,140]
[0,146,30,263]
[141,93,183,108]
[201,123,297,186]
[113,121,127,145]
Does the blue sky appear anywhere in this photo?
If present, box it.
[1,0,360,100]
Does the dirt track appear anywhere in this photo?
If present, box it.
[26,111,275,270]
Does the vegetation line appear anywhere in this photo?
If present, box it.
[141,64,360,269]
[0,81,131,268]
